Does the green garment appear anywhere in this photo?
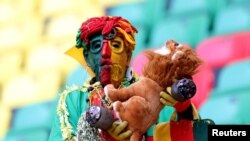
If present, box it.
[48,86,89,141]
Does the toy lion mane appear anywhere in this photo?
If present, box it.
[143,40,202,88]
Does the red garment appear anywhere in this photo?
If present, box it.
[170,119,194,141]
[174,99,191,113]
[147,136,153,141]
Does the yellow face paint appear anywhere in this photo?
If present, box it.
[109,36,131,88]
[66,36,132,88]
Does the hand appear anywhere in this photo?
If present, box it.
[107,121,132,141]
[160,87,178,106]
[160,87,191,113]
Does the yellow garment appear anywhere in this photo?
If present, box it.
[154,104,200,141]
[65,46,95,77]
[154,122,171,141]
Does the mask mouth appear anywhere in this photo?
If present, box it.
[100,65,111,86]
[100,58,111,66]
[100,58,112,85]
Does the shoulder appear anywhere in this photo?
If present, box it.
[57,85,89,113]
[58,85,88,100]
[56,85,89,140]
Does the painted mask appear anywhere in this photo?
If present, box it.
[84,34,131,88]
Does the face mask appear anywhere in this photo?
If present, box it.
[84,35,103,81]
[85,35,130,88]
[109,36,130,88]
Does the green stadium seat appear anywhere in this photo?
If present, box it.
[144,0,169,29]
[230,0,250,5]
[205,0,228,17]
[206,0,250,18]
[212,5,250,35]
[199,59,250,124]
[199,88,250,124]
[149,12,210,48]
[215,59,250,94]
[167,0,208,17]
[132,25,148,58]
[105,2,146,26]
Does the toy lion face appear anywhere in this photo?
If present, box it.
[143,40,203,88]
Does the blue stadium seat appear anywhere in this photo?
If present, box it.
[10,100,56,130]
[4,127,50,141]
[65,65,90,86]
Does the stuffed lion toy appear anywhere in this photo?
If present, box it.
[87,40,214,141]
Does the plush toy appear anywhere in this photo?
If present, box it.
[86,40,204,141]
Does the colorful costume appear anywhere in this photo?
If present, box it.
[49,16,214,141]
[49,16,141,141]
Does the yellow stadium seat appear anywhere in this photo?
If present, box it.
[2,72,61,108]
[0,105,11,140]
[0,50,23,86]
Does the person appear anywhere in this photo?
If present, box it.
[49,16,141,141]
[49,16,213,141]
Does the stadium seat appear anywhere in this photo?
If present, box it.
[4,127,50,141]
[205,0,228,17]
[132,25,148,58]
[192,64,215,109]
[148,12,210,48]
[130,51,149,76]
[105,2,146,25]
[232,31,250,57]
[10,100,56,130]
[143,0,169,29]
[167,0,208,17]
[0,105,11,140]
[214,59,250,94]
[212,5,250,36]
[2,72,61,108]
[199,87,250,124]
[196,33,247,69]
[105,2,148,57]
[229,0,250,5]
[64,65,90,86]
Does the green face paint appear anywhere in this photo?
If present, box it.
[83,34,131,87]
[84,34,103,81]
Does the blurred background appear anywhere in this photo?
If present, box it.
[1,0,250,140]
